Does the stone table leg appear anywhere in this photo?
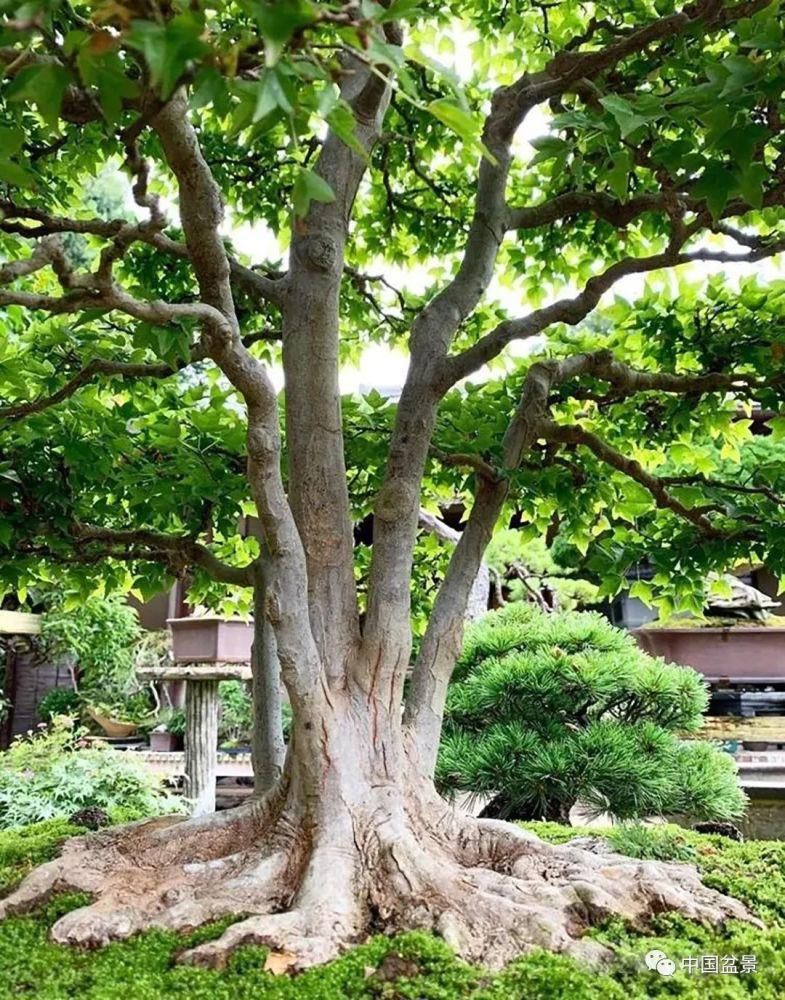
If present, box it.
[184,679,219,816]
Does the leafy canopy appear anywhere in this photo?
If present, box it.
[1,0,785,616]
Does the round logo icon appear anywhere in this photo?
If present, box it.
[656,958,676,977]
[645,949,667,971]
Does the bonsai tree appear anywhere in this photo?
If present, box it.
[485,530,598,611]
[437,603,745,823]
[3,0,785,973]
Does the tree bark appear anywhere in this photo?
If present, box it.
[405,478,508,775]
[251,580,285,795]
[281,61,390,676]
[3,17,770,971]
[184,680,219,818]
[1,678,757,970]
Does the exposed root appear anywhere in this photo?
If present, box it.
[0,801,298,947]
[0,794,761,973]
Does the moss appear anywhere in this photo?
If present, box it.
[3,819,785,998]
[0,818,82,893]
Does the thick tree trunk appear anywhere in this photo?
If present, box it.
[250,581,285,795]
[1,655,758,971]
[1,42,760,981]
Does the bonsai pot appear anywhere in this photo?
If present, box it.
[634,625,785,685]
[87,707,138,739]
[168,616,254,663]
[149,729,179,753]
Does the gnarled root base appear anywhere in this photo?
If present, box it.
[0,789,759,972]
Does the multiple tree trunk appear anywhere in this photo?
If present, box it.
[0,6,774,972]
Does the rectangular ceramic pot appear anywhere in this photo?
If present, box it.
[168,616,254,663]
[149,730,179,753]
[634,627,785,685]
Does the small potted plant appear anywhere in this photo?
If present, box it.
[149,708,185,752]
[86,689,155,739]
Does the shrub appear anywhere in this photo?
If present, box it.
[40,595,141,700]
[0,719,183,829]
[218,681,252,745]
[162,708,186,737]
[37,687,81,722]
[437,604,745,823]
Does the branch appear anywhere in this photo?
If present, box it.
[524,0,772,105]
[658,473,785,508]
[404,476,508,775]
[152,89,323,706]
[508,191,669,231]
[0,200,288,311]
[72,524,254,587]
[0,325,281,423]
[0,357,178,422]
[444,235,785,385]
[541,420,718,535]
[429,447,501,482]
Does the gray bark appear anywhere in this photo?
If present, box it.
[405,479,508,774]
[184,679,219,817]
[251,581,285,794]
[281,61,391,677]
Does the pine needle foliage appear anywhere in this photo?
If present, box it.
[437,605,745,823]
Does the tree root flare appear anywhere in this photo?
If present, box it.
[0,803,761,972]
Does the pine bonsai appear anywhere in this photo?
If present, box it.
[437,604,745,824]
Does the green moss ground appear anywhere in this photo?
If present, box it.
[1,819,784,998]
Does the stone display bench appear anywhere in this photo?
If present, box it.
[136,662,251,817]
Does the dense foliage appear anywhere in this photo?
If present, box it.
[0,818,784,999]
[40,596,140,697]
[217,680,253,746]
[0,719,182,829]
[437,604,744,822]
[36,686,81,722]
[485,530,597,610]
[1,1,785,619]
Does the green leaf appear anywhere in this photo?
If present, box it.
[379,0,422,19]
[427,98,482,148]
[738,161,767,209]
[0,159,35,188]
[6,62,71,127]
[770,416,785,442]
[607,150,632,202]
[692,163,737,220]
[125,13,210,99]
[253,72,279,122]
[254,0,315,66]
[600,94,649,139]
[292,167,335,218]
[326,102,365,157]
[0,126,24,155]
[529,135,569,167]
